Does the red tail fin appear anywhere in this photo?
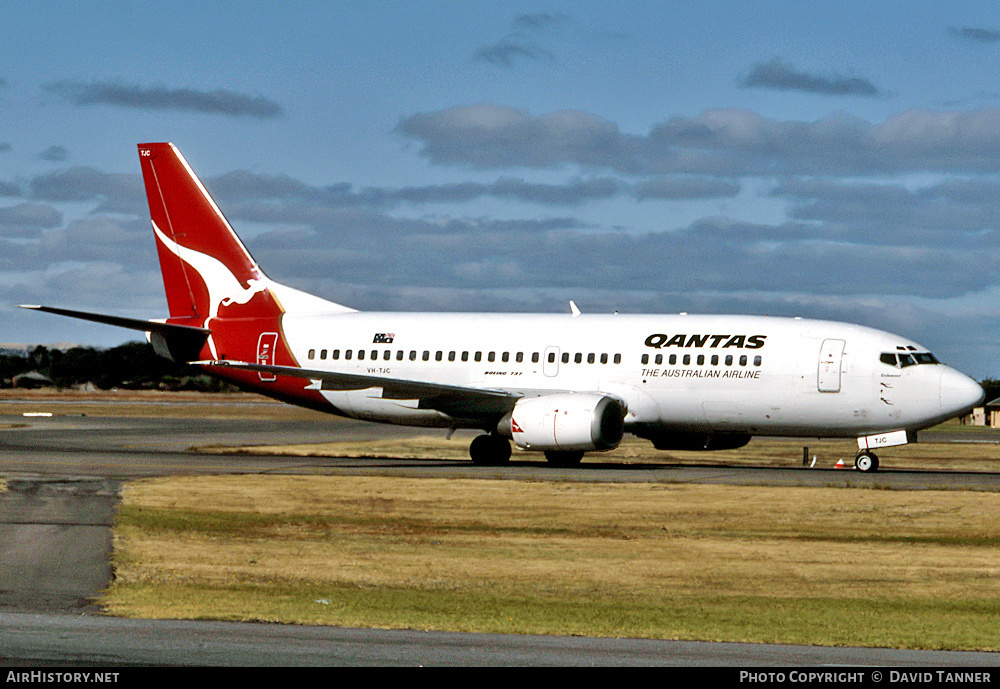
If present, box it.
[138,142,280,326]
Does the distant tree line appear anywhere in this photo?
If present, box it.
[0,342,237,391]
[980,379,1000,405]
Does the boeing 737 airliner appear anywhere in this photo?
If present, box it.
[21,143,985,471]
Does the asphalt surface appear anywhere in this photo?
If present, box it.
[1,405,999,666]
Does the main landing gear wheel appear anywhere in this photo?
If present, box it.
[855,451,880,473]
[469,434,511,466]
[544,450,584,467]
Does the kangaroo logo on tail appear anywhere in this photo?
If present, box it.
[151,220,271,325]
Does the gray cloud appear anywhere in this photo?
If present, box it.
[29,167,145,214]
[204,169,624,208]
[634,177,741,200]
[512,13,568,32]
[233,206,995,309]
[473,41,555,67]
[949,26,1000,43]
[770,177,1000,244]
[397,104,1000,176]
[0,202,62,237]
[741,58,879,97]
[45,80,284,118]
[38,146,68,162]
[473,12,569,67]
[396,104,636,170]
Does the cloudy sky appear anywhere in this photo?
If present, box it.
[5,1,1000,379]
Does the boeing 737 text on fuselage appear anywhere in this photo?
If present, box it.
[21,143,986,471]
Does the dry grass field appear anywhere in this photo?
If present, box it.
[107,475,1000,648]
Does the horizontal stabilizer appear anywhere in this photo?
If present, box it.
[20,305,210,363]
[18,305,209,335]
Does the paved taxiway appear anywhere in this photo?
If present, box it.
[1,405,999,665]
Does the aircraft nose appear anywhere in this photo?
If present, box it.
[939,367,984,418]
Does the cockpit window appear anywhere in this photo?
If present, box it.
[879,350,939,368]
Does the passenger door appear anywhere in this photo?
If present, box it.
[818,338,845,392]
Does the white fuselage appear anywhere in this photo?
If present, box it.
[278,311,983,439]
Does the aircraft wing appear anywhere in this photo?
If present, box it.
[195,359,520,418]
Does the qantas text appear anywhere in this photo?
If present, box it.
[644,334,767,349]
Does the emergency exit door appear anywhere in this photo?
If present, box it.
[257,332,278,382]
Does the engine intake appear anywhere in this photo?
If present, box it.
[503,393,625,452]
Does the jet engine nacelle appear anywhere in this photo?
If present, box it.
[504,393,625,452]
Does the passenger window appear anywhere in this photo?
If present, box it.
[396,351,403,361]
[448,351,456,362]
[383,350,391,361]
[725,355,733,366]
[333,350,340,360]
[435,351,443,361]
[754,355,762,367]
[409,350,417,361]
[669,354,677,365]
[358,350,365,361]
[562,353,569,364]
[320,349,327,360]
[516,352,524,363]
[739,355,747,366]
[547,352,555,363]
[613,354,621,364]
[475,352,482,362]
[345,350,353,360]
[653,354,661,365]
[697,355,704,365]
[641,354,649,365]
[422,351,430,361]
[488,352,496,362]
[502,352,509,363]
[682,354,690,365]
[711,355,719,366]
[462,351,469,362]
[532,352,539,363]
[600,353,608,364]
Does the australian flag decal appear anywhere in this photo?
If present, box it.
[373,333,395,344]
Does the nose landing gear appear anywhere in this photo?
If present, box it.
[855,450,880,472]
